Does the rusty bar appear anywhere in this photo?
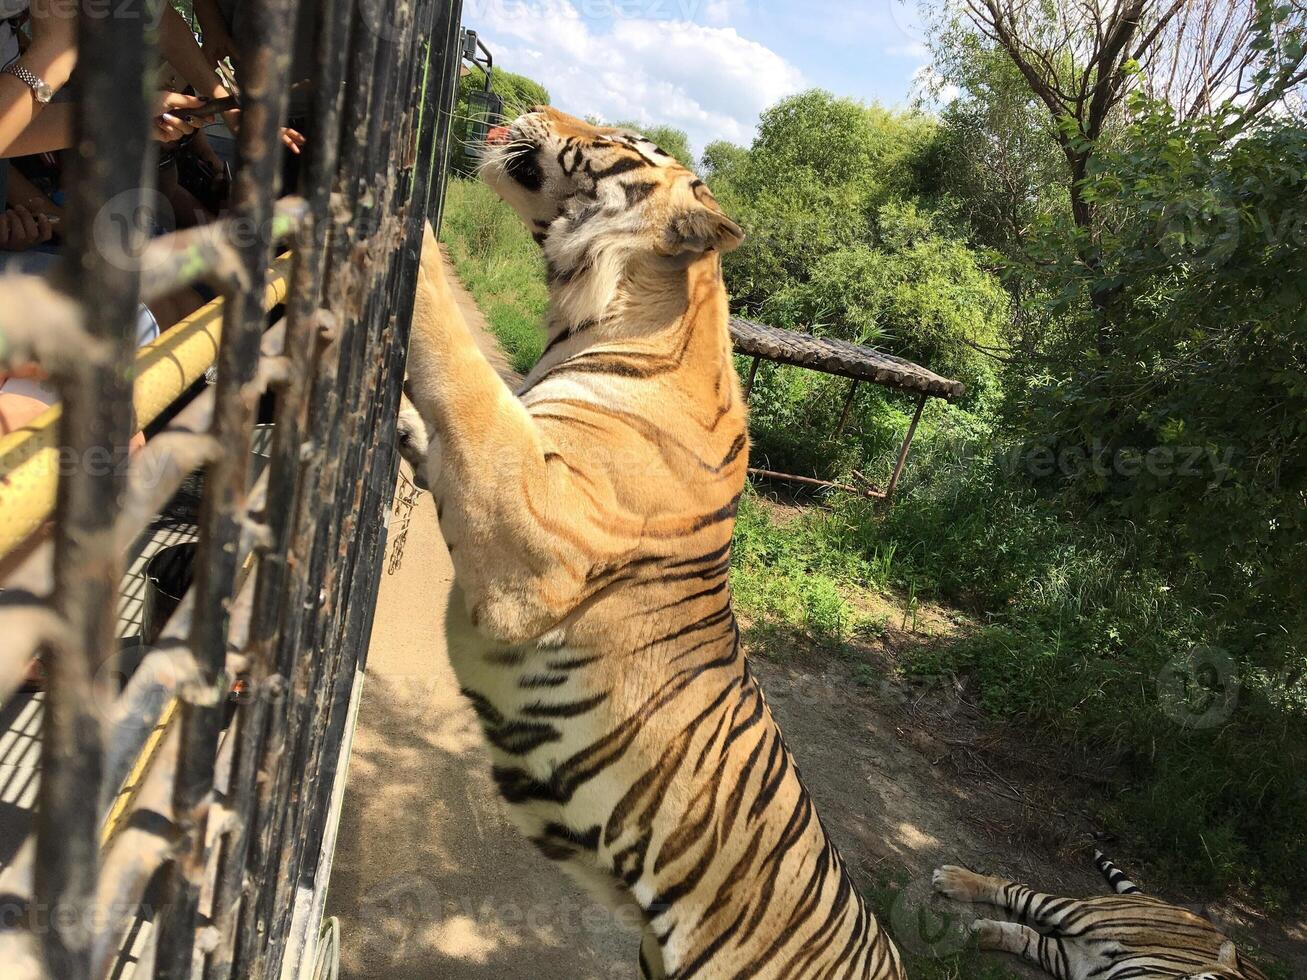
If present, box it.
[884,392,928,505]
[202,0,361,968]
[154,0,302,966]
[137,197,308,302]
[229,0,392,968]
[32,0,152,972]
[250,0,429,964]
[250,2,455,969]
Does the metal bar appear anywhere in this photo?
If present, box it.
[884,393,928,505]
[202,0,361,964]
[33,0,151,972]
[427,0,468,231]
[155,0,302,965]
[251,1,437,962]
[1,0,460,973]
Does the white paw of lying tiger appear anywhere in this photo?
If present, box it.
[931,864,986,903]
[930,850,1266,979]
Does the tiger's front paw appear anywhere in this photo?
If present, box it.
[396,397,430,490]
[932,866,987,903]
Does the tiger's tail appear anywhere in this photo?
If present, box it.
[1093,848,1142,895]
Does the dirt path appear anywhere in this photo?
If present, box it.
[326,260,1304,979]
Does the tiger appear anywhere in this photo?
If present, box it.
[931,850,1268,979]
[399,105,906,979]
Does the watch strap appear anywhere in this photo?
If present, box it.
[2,61,52,103]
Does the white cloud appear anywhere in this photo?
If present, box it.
[885,41,929,60]
[466,0,805,157]
[911,64,960,107]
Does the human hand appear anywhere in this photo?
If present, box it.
[0,206,54,252]
[154,92,207,142]
[219,109,306,155]
[281,127,305,155]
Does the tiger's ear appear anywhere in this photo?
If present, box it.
[658,203,745,264]
[1216,941,1238,970]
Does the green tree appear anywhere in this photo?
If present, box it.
[700,140,749,183]
[605,120,695,169]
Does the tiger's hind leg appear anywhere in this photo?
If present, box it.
[972,920,1073,979]
[934,866,1080,934]
[639,929,667,980]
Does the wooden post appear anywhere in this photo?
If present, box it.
[744,356,761,399]
[835,379,859,438]
[884,393,927,506]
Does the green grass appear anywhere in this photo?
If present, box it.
[440,177,548,374]
[728,414,1307,906]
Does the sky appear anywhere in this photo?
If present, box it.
[461,0,940,157]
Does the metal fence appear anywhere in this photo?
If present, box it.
[0,0,465,975]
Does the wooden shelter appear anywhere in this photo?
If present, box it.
[729,317,966,504]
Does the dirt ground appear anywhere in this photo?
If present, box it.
[325,259,1305,980]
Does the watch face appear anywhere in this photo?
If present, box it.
[35,80,53,103]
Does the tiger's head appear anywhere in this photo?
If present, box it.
[478,107,742,317]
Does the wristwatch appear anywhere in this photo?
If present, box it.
[1,62,54,104]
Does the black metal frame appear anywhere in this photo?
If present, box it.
[0,0,465,976]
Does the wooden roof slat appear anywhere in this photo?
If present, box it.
[728,316,966,402]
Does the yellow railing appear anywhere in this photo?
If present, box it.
[0,254,292,561]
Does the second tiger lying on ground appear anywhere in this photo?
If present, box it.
[400,106,905,979]
[932,850,1267,979]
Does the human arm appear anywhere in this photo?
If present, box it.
[156,6,303,153]
[192,0,238,73]
[0,0,78,155]
[4,166,62,225]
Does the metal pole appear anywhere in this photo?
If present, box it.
[155,0,301,968]
[35,0,150,971]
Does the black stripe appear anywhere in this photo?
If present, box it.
[593,156,644,181]
[486,720,562,755]
[623,180,659,206]
[522,691,608,718]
